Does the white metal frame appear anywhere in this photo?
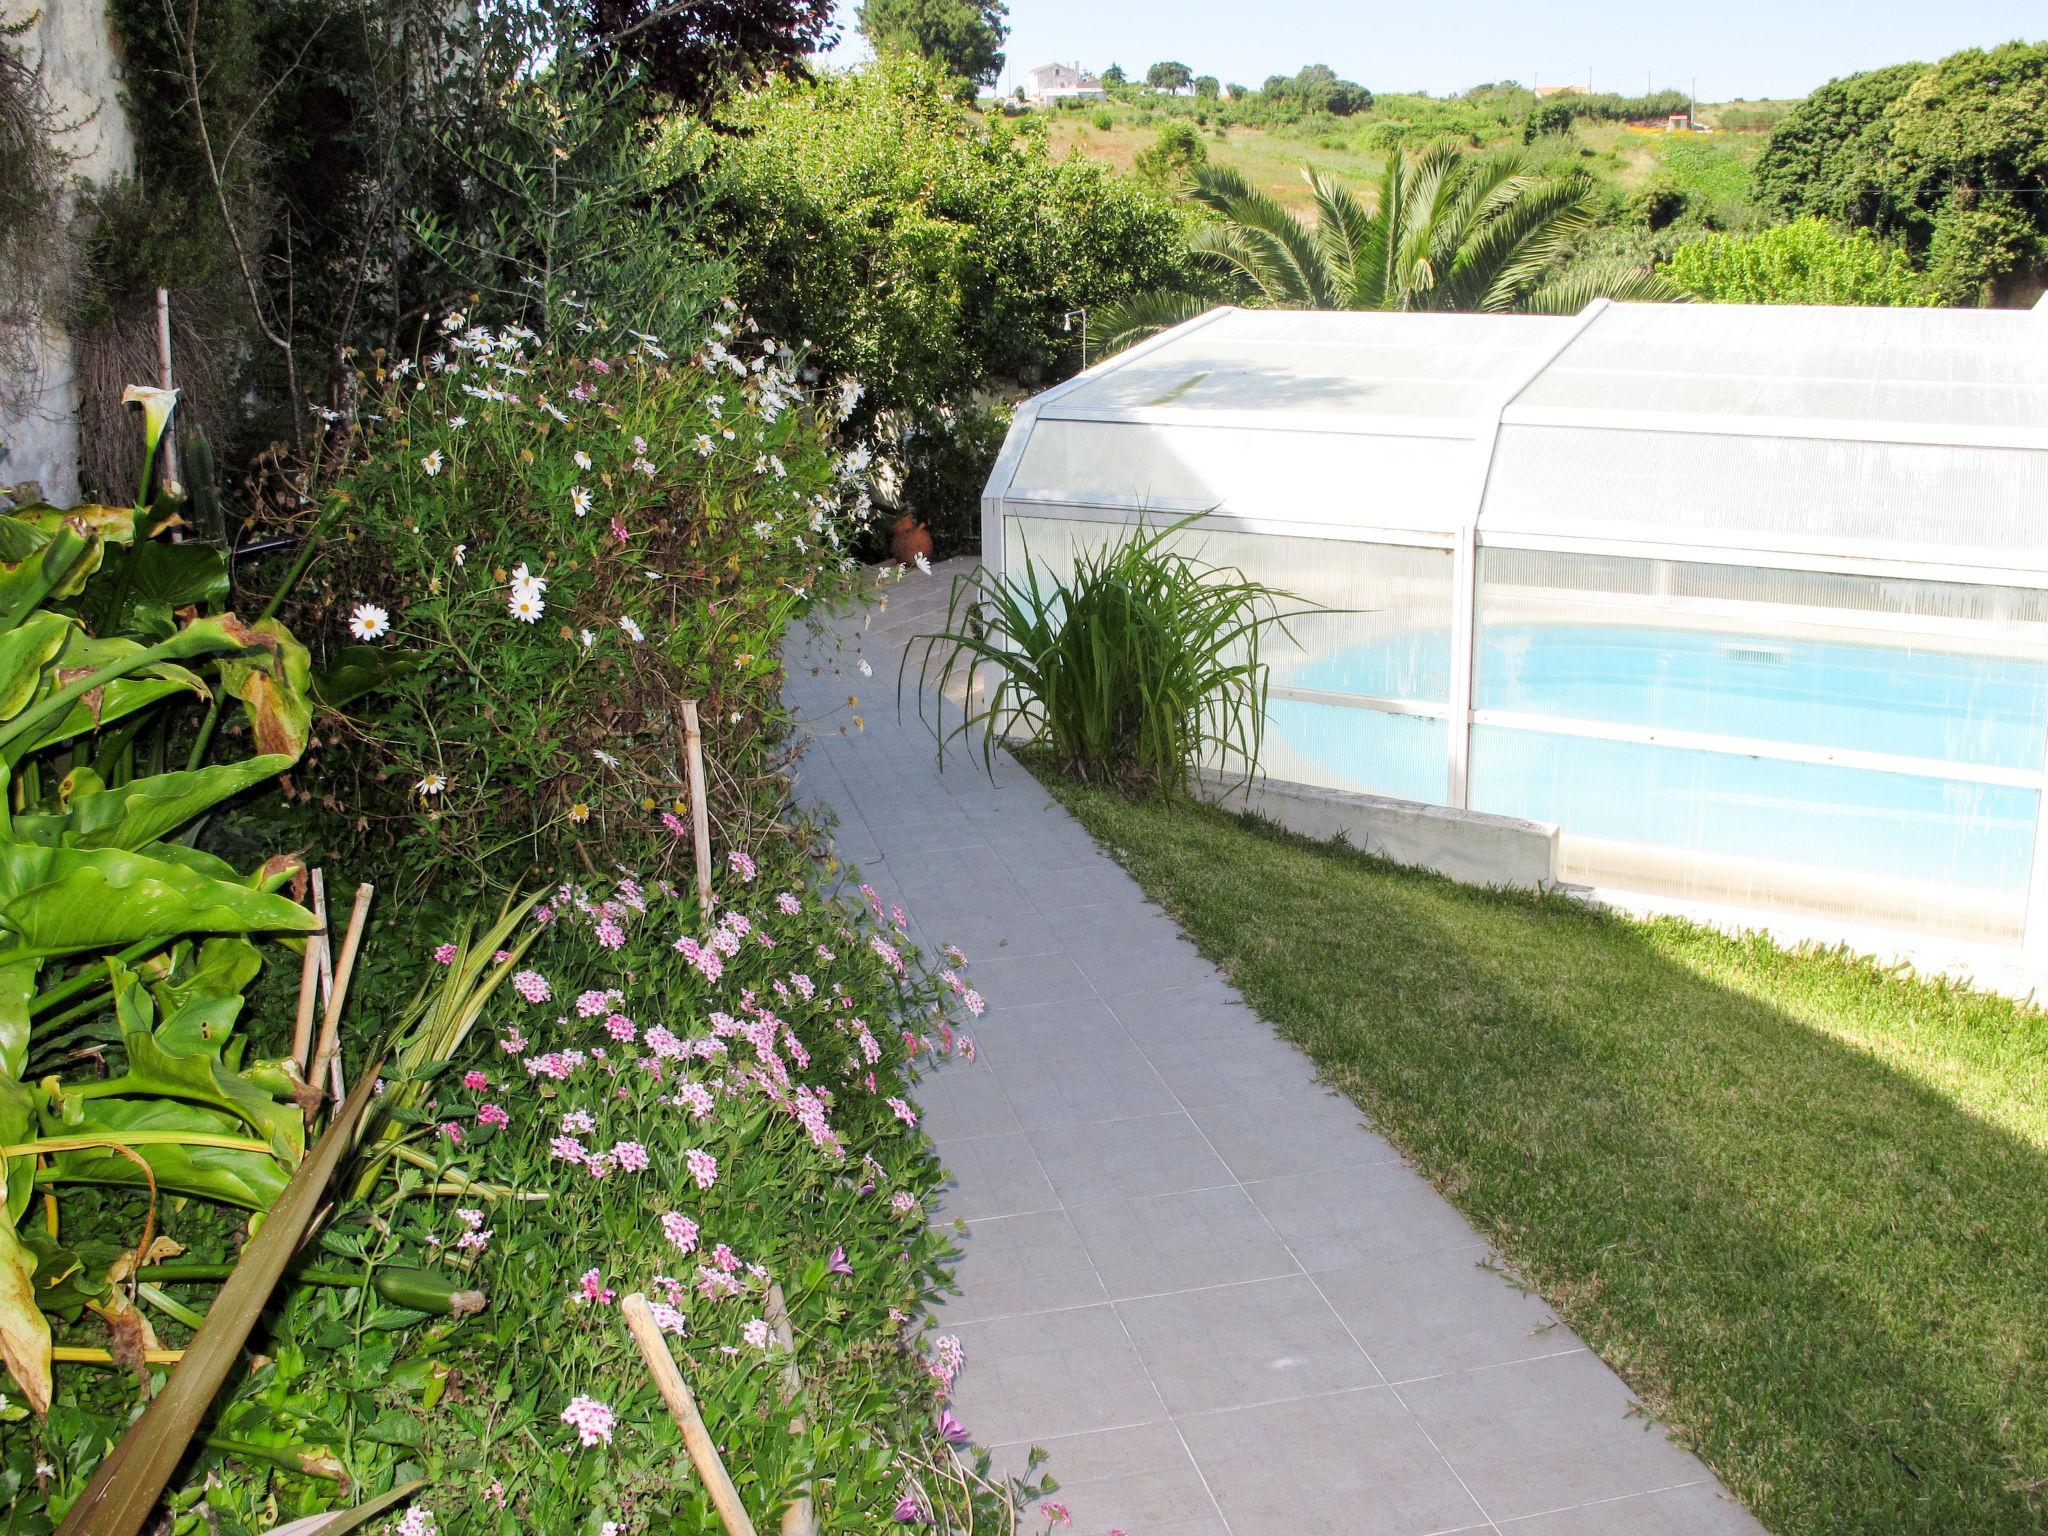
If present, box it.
[983,301,2048,953]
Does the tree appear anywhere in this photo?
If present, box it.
[1094,149,1673,350]
[1752,42,2048,303]
[1146,60,1192,93]
[586,0,840,106]
[1664,219,1931,305]
[1101,62,1126,86]
[1134,120,1208,184]
[1193,74,1219,99]
[856,0,1009,95]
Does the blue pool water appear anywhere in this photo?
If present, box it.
[1275,624,2048,898]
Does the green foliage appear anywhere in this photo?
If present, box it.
[703,56,1194,493]
[301,316,869,892]
[1146,60,1193,94]
[1754,43,2048,303]
[1664,218,1932,305]
[0,401,317,1429]
[1523,99,1575,141]
[857,0,1010,95]
[1095,148,1674,352]
[908,520,1304,793]
[1193,75,1220,100]
[1258,63,1372,118]
[895,403,1012,557]
[1133,120,1210,184]
[1101,62,1126,86]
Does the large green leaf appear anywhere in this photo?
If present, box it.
[0,524,100,630]
[0,1193,50,1417]
[0,842,316,955]
[45,756,296,853]
[0,612,77,724]
[311,645,419,710]
[216,620,313,761]
[0,957,36,1079]
[34,1095,292,1209]
[57,1064,385,1534]
[151,937,263,1056]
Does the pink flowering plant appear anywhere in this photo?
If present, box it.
[297,307,881,887]
[233,847,1056,1534]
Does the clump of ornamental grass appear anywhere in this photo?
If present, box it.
[294,306,882,893]
[907,518,1308,793]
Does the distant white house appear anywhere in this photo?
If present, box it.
[1025,63,1107,105]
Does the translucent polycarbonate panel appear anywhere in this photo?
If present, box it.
[1054,307,1577,422]
[1472,550,2048,769]
[1264,702,1450,806]
[1512,302,2048,436]
[1480,426,2048,567]
[1468,725,2037,943]
[1006,419,1475,536]
[1001,516,1455,704]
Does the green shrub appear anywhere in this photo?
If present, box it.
[1133,119,1209,183]
[908,519,1306,793]
[895,403,1012,557]
[1091,107,1114,131]
[298,313,874,893]
[1664,218,1933,305]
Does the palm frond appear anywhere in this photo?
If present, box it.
[1188,164,1335,308]
[1088,292,1223,358]
[1521,262,1683,315]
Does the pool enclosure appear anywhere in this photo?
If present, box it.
[981,301,2048,951]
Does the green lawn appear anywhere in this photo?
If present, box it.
[1038,775,2048,1535]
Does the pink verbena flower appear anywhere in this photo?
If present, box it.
[675,1081,715,1118]
[776,891,801,915]
[462,1070,488,1091]
[612,1140,650,1172]
[728,849,757,882]
[512,969,552,1003]
[575,989,613,1018]
[574,1268,616,1306]
[550,1135,588,1164]
[477,1103,509,1127]
[648,1299,687,1335]
[560,1394,614,1447]
[741,1317,771,1350]
[432,943,457,965]
[645,1025,685,1059]
[662,1211,700,1254]
[684,1148,718,1189]
[962,989,985,1017]
[562,1109,596,1134]
[606,1013,637,1043]
[886,1097,918,1128]
[595,917,626,951]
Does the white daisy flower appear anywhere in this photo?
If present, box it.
[580,627,595,650]
[511,561,546,596]
[573,450,592,469]
[420,449,444,477]
[858,658,872,677]
[349,604,390,640]
[453,544,466,566]
[694,434,714,457]
[619,615,644,643]
[570,487,593,517]
[914,551,932,575]
[593,749,619,769]
[508,586,545,623]
[448,415,467,429]
[417,773,447,797]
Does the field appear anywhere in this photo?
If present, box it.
[1029,98,1780,220]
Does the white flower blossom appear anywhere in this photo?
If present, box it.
[619,615,644,643]
[420,449,444,477]
[349,604,390,641]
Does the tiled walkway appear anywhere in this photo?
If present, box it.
[786,567,1764,1536]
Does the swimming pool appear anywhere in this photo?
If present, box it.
[1272,622,2048,923]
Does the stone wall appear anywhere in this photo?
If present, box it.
[0,0,133,505]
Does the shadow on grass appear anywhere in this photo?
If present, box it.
[1044,777,2048,1536]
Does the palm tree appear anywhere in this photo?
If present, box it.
[1095,146,1674,353]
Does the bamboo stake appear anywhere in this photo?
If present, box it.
[680,699,715,919]
[764,1283,817,1536]
[306,884,372,1125]
[288,877,324,1079]
[311,871,348,1102]
[155,288,182,496]
[621,1292,757,1536]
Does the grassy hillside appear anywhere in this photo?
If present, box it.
[1030,98,1780,221]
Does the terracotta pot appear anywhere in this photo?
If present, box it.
[889,515,934,565]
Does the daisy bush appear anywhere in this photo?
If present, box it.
[297,307,878,888]
[182,848,1040,1536]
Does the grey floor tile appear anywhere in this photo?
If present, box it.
[1071,934,1221,996]
[990,1422,1224,1535]
[946,1303,1169,1446]
[931,1208,1106,1324]
[1178,1386,1487,1536]
[1248,1162,1483,1271]
[1030,1112,1235,1206]
[1311,1246,1574,1384]
[913,1067,1021,1142]
[931,1133,1059,1223]
[1142,1032,1325,1108]
[976,999,1136,1071]
[1190,1089,1403,1182]
[1068,1185,1300,1299]
[1003,1046,1181,1131]
[969,951,1100,1008]
[1108,982,1261,1049]
[1119,1273,1380,1415]
[1498,1480,1765,1534]
[930,905,1065,960]
[1015,862,1150,910]
[1043,898,1188,950]
[1400,1351,1719,1523]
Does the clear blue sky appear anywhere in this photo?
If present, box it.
[817,1,2045,102]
